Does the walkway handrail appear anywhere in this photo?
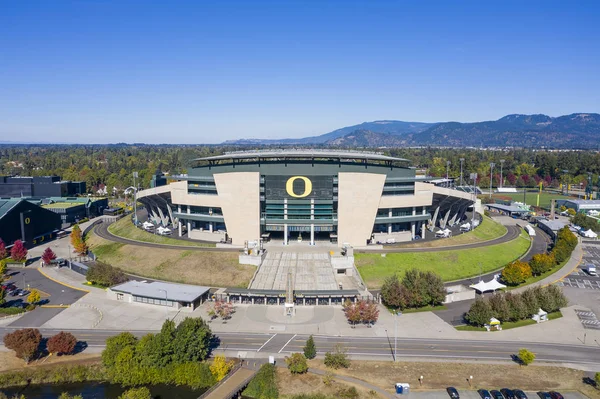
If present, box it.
[197,362,246,399]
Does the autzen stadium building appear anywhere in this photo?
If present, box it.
[137,150,477,247]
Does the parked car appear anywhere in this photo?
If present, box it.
[447,387,460,399]
[538,393,552,399]
[478,389,492,399]
[491,390,505,399]
[549,392,564,399]
[10,289,21,297]
[514,389,528,399]
[501,389,516,399]
[18,290,29,297]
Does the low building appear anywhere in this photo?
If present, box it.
[559,199,600,213]
[38,197,108,226]
[107,280,210,312]
[0,198,62,247]
[0,175,86,197]
[484,203,529,217]
[536,219,567,241]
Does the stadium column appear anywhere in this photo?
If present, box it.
[411,207,416,238]
[310,199,315,246]
[422,206,427,238]
[388,208,392,234]
[178,205,182,236]
[187,206,191,235]
[284,198,288,245]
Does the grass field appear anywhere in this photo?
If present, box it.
[356,230,531,288]
[108,216,216,247]
[488,191,576,209]
[400,216,506,248]
[87,232,254,288]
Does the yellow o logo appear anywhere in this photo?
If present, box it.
[25,217,31,225]
[286,176,312,198]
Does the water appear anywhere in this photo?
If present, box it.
[1,382,205,399]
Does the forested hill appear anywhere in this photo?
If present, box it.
[224,113,600,148]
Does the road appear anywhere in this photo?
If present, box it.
[2,328,599,367]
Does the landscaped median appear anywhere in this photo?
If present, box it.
[107,216,216,247]
[356,230,531,288]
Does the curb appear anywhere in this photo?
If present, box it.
[75,303,103,328]
[36,267,91,293]
[40,304,70,309]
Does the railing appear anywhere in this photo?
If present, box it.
[198,362,258,399]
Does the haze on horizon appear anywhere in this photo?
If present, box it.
[1,1,599,145]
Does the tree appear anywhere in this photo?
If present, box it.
[70,224,88,256]
[529,253,555,275]
[324,344,350,369]
[520,288,539,317]
[518,348,535,366]
[243,363,279,399]
[172,317,212,363]
[118,387,151,399]
[285,352,308,374]
[27,289,41,305]
[0,259,6,276]
[360,300,380,327]
[506,293,528,321]
[0,238,6,259]
[3,328,42,363]
[380,274,405,309]
[10,240,27,262]
[421,270,447,306]
[47,331,77,355]
[0,288,5,306]
[210,355,234,381]
[86,262,128,287]
[489,294,511,322]
[41,247,57,265]
[214,300,234,320]
[466,298,493,327]
[595,372,600,387]
[103,332,138,370]
[502,260,532,285]
[303,335,317,360]
[343,300,361,327]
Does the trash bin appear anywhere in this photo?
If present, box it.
[395,383,410,394]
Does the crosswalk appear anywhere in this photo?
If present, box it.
[575,309,600,330]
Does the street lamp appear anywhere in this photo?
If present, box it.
[489,163,495,198]
[394,310,402,362]
[158,288,169,320]
[132,172,139,226]
[500,159,505,189]
[446,161,451,181]
[459,158,465,186]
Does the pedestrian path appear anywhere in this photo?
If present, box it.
[200,365,258,399]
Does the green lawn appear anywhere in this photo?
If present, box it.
[107,216,216,247]
[489,191,576,209]
[456,311,562,331]
[356,230,531,288]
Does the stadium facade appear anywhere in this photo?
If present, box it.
[137,150,475,247]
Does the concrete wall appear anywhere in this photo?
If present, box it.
[378,181,434,208]
[372,231,412,243]
[337,172,386,247]
[213,172,261,246]
[188,229,226,242]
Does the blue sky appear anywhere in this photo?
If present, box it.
[1,1,599,144]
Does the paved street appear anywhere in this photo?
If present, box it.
[404,392,587,399]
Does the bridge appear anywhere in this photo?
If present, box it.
[199,363,259,399]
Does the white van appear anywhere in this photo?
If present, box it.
[586,264,597,277]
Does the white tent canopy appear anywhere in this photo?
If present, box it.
[470,278,507,293]
[583,229,598,238]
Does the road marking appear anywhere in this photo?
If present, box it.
[40,304,70,308]
[257,334,277,352]
[278,334,297,353]
[36,268,90,293]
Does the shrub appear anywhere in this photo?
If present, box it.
[529,253,555,275]
[489,294,510,322]
[27,289,41,305]
[118,387,151,399]
[501,260,532,285]
[210,355,234,381]
[47,332,78,355]
[518,348,535,366]
[10,240,27,263]
[465,298,492,327]
[303,335,317,360]
[86,262,128,287]
[3,328,42,363]
[337,386,359,399]
[324,344,350,369]
[286,353,308,374]
[243,363,279,399]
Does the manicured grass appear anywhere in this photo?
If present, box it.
[0,307,26,316]
[401,304,447,314]
[400,216,507,249]
[108,216,216,247]
[356,230,531,288]
[86,232,254,288]
[456,311,562,331]
[489,192,576,209]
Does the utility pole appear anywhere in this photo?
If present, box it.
[489,163,495,199]
[459,158,465,186]
[500,159,505,189]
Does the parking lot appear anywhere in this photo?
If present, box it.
[556,244,600,290]
[3,267,87,327]
[398,391,587,399]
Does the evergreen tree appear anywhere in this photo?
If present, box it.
[466,298,493,327]
[303,335,317,360]
[10,240,27,262]
[380,274,405,309]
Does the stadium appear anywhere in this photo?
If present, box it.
[137,150,476,247]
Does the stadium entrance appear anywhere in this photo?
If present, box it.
[263,224,337,245]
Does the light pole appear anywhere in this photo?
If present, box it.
[394,310,402,362]
[132,172,139,226]
[489,163,495,199]
[446,161,451,181]
[470,173,478,226]
[500,159,505,189]
[459,158,465,186]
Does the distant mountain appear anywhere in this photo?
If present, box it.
[223,113,600,148]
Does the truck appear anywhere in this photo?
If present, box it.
[586,264,598,277]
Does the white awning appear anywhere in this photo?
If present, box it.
[584,229,598,238]
[469,278,507,293]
